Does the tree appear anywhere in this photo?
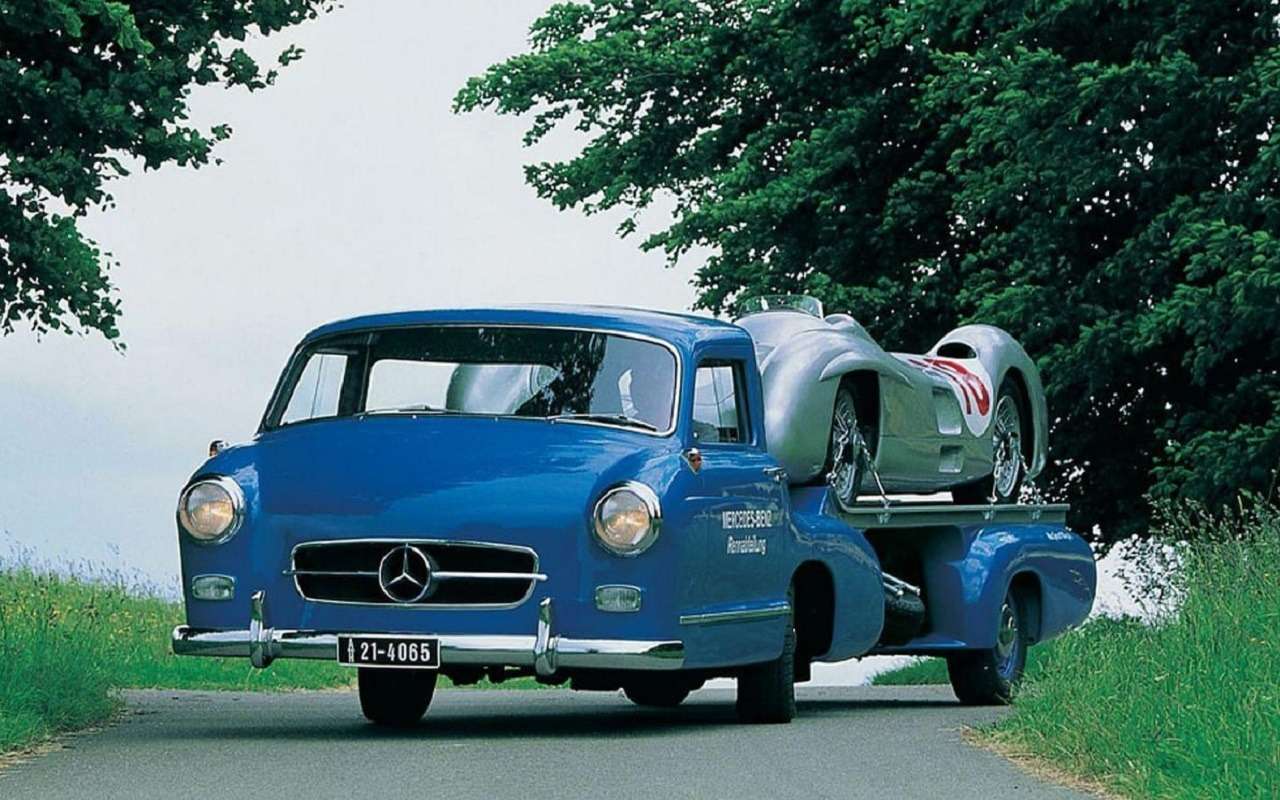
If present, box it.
[1,0,332,342]
[455,0,1280,544]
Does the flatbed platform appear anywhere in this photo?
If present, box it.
[835,501,1069,529]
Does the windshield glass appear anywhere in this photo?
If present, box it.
[267,325,678,434]
[736,294,824,318]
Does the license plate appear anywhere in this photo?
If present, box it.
[337,634,440,669]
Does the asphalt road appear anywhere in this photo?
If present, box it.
[0,686,1088,800]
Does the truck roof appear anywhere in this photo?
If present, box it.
[302,304,752,351]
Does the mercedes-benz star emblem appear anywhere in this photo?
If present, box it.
[377,544,433,604]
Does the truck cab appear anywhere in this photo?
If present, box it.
[172,305,1095,725]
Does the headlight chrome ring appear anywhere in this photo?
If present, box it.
[592,481,662,556]
[177,476,245,545]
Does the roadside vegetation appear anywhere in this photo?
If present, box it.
[873,501,1280,799]
[0,565,538,755]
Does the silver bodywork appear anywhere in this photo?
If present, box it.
[735,310,1048,494]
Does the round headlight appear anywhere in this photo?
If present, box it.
[177,477,244,544]
[592,482,661,556]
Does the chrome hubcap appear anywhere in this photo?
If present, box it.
[991,395,1022,499]
[995,599,1019,675]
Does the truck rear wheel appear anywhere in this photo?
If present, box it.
[735,605,797,724]
[358,667,437,726]
[945,589,1028,705]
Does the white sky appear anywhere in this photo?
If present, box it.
[0,1,698,583]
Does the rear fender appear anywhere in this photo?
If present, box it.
[787,487,885,660]
[879,523,1096,652]
[930,325,1048,477]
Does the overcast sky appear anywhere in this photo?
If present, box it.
[0,1,699,583]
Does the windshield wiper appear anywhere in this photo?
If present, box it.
[547,412,660,432]
[361,404,455,415]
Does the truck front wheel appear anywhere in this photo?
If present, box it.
[358,667,437,726]
[735,611,797,724]
[945,589,1028,705]
[624,681,693,708]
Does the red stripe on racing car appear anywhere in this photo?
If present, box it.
[922,357,991,416]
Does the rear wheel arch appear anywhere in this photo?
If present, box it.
[792,561,836,665]
[998,368,1035,462]
[840,371,880,456]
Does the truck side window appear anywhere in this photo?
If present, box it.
[280,352,349,425]
[693,362,747,444]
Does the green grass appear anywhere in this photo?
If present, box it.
[0,567,543,754]
[871,656,949,686]
[871,649,1052,687]
[872,503,1280,799]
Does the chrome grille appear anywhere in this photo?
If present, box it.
[289,539,543,608]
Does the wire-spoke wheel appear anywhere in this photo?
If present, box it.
[827,387,867,511]
[953,377,1026,504]
[991,393,1023,500]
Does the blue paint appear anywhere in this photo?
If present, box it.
[176,306,1096,673]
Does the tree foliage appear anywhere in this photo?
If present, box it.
[1,0,331,342]
[456,0,1280,542]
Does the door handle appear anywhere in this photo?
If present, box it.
[763,466,787,482]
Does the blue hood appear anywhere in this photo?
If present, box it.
[204,415,681,545]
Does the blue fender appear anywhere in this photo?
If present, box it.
[874,522,1095,654]
[787,487,884,660]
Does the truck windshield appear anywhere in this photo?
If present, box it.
[266,325,678,434]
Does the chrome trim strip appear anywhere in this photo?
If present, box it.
[834,502,1069,529]
[264,323,684,438]
[533,598,556,676]
[432,571,549,582]
[679,601,792,626]
[288,539,543,609]
[281,570,548,582]
[249,590,272,668]
[171,627,685,671]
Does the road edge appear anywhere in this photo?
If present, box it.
[962,727,1121,800]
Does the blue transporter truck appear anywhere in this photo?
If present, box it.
[172,303,1096,725]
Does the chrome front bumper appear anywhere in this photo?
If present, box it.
[171,591,684,676]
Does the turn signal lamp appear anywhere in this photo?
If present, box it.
[595,584,643,612]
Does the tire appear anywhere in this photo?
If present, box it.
[358,667,437,727]
[624,681,692,708]
[878,587,926,646]
[736,600,797,724]
[952,377,1026,504]
[826,386,868,512]
[945,589,1028,705]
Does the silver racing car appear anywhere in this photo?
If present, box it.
[734,296,1048,510]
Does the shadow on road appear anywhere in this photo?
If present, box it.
[120,690,965,744]
[798,697,963,715]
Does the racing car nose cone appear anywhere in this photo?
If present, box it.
[377,544,433,603]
